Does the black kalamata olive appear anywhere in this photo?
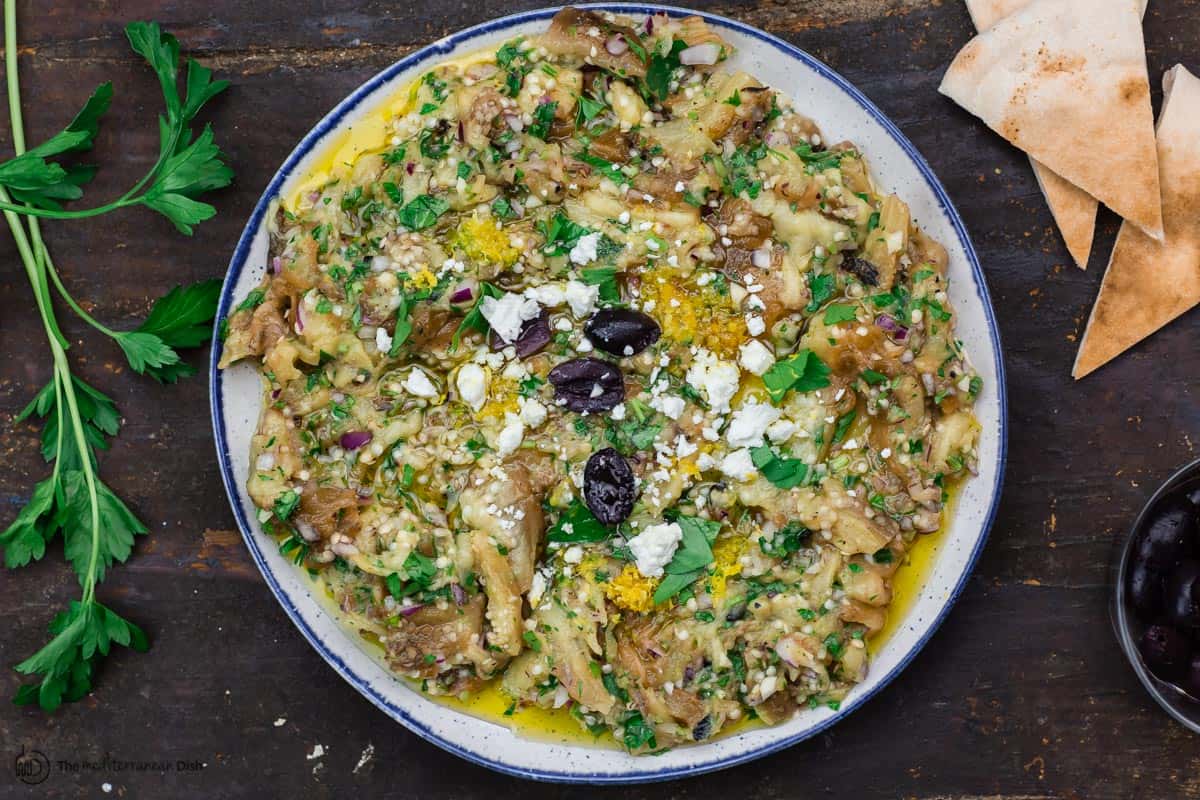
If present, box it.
[1140,624,1191,681]
[724,601,748,622]
[1137,506,1197,569]
[840,256,879,287]
[1167,560,1200,629]
[491,310,552,358]
[691,715,713,742]
[584,308,661,357]
[583,447,636,525]
[547,357,625,412]
[1128,561,1167,619]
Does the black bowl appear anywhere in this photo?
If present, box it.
[1112,457,1200,733]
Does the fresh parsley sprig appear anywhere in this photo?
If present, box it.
[0,9,230,711]
[0,21,232,232]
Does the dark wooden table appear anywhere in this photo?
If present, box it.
[3,1,1199,797]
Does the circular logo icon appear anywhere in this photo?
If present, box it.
[14,746,50,785]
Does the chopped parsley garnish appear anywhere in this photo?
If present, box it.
[823,303,857,325]
[272,490,300,521]
[805,272,836,312]
[762,349,831,403]
[546,500,609,543]
[528,100,558,140]
[749,445,809,489]
[832,410,856,445]
[397,194,449,231]
[652,514,721,605]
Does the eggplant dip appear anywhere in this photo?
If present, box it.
[219,7,982,752]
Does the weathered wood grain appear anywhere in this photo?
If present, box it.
[2,1,1200,798]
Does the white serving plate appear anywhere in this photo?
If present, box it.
[210,3,1008,783]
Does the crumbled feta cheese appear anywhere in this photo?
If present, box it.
[720,448,758,482]
[685,350,740,413]
[627,522,684,578]
[674,435,698,458]
[528,570,548,607]
[497,413,525,456]
[375,326,393,353]
[697,452,717,470]
[746,314,766,336]
[569,232,601,265]
[403,369,439,398]
[738,339,775,375]
[564,280,599,317]
[524,283,566,307]
[651,394,686,420]
[726,401,783,448]
[456,363,487,411]
[480,292,541,343]
[563,545,584,564]
[766,419,796,444]
[611,402,627,421]
[519,396,548,427]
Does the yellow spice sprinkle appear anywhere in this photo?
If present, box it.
[604,564,659,614]
[708,535,746,602]
[455,217,519,267]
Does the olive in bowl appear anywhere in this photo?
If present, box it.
[1113,458,1200,732]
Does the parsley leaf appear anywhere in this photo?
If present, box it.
[13,600,148,712]
[643,39,687,104]
[113,279,220,382]
[547,501,609,543]
[750,445,809,489]
[528,100,558,140]
[823,303,857,325]
[806,272,835,312]
[581,265,622,304]
[398,194,449,231]
[762,349,831,403]
[652,514,720,605]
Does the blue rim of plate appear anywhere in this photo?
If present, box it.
[209,3,1009,784]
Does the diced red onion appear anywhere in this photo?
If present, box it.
[764,130,791,148]
[451,583,467,605]
[449,284,475,304]
[875,314,909,341]
[271,256,282,275]
[505,114,524,132]
[605,34,629,55]
[294,304,306,333]
[643,16,654,35]
[296,521,319,542]
[339,430,373,451]
[398,603,425,617]
[270,388,281,400]
[406,162,415,175]
[679,43,721,66]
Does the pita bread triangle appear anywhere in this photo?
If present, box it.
[964,0,1150,270]
[941,0,1164,242]
[1074,65,1200,378]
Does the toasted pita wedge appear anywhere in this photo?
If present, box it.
[941,0,1164,241]
[1073,65,1200,378]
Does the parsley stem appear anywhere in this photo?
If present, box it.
[4,0,103,603]
[44,254,121,338]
